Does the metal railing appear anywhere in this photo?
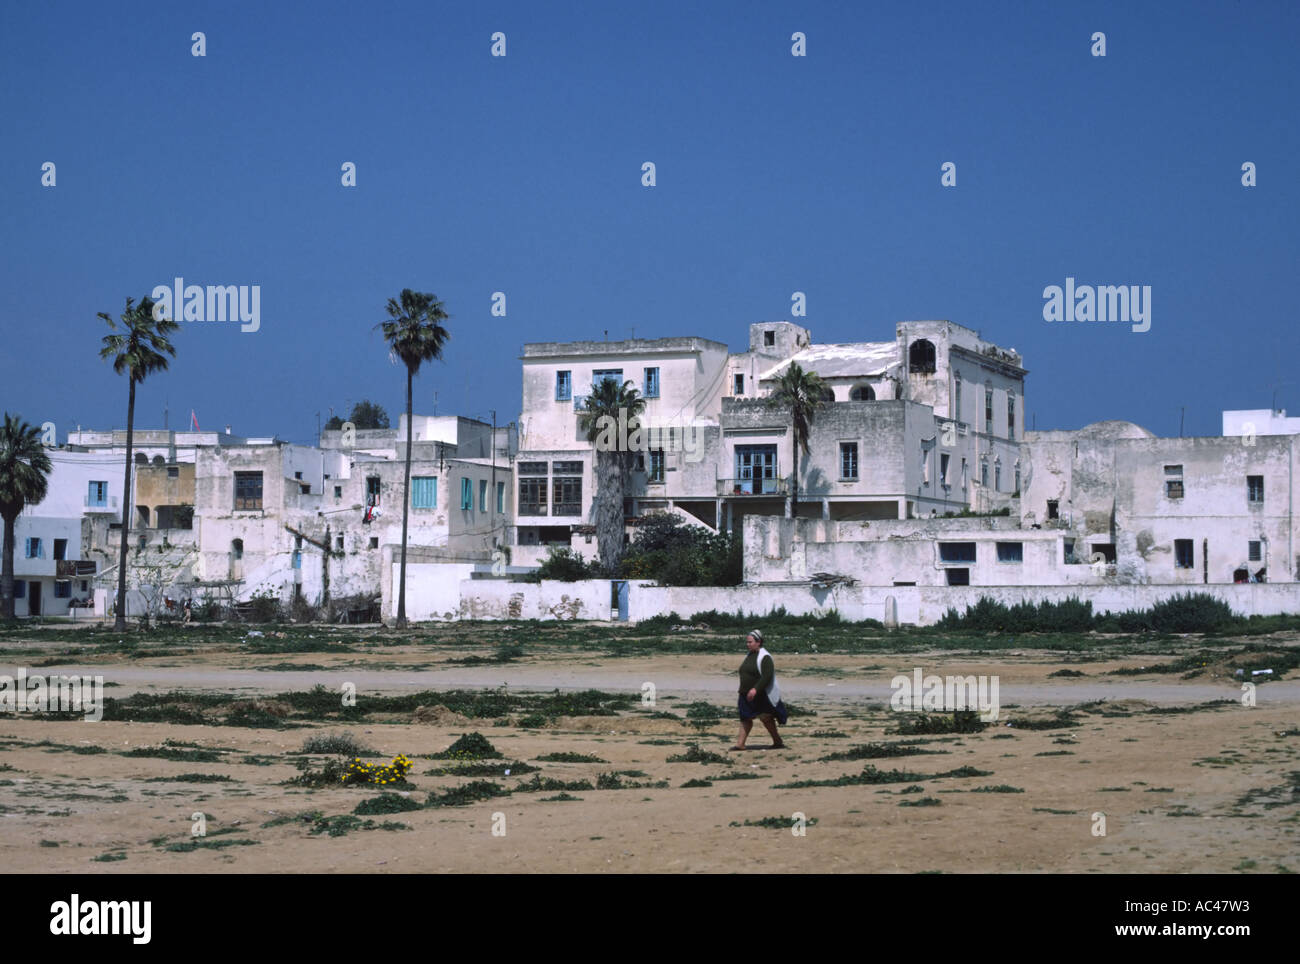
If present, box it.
[718,477,789,496]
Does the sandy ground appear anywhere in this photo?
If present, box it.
[1,642,1297,873]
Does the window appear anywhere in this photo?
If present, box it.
[80,581,88,592]
[994,465,1001,491]
[1091,543,1116,563]
[1165,465,1183,498]
[555,370,572,401]
[366,476,381,505]
[1007,394,1015,439]
[53,539,67,561]
[292,550,302,570]
[985,386,993,430]
[734,445,778,494]
[980,462,989,487]
[1047,499,1059,520]
[733,373,745,395]
[334,485,343,499]
[939,542,977,563]
[840,442,859,480]
[294,471,302,480]
[54,580,71,598]
[87,481,107,508]
[496,481,505,513]
[764,330,775,347]
[411,477,438,509]
[517,462,547,475]
[996,542,1023,563]
[1247,475,1264,503]
[592,369,623,387]
[234,471,263,510]
[519,478,547,515]
[849,384,874,401]
[167,466,179,479]
[25,538,43,559]
[335,536,344,551]
[1174,539,1194,569]
[946,568,970,586]
[908,339,936,374]
[648,450,665,483]
[552,461,582,475]
[460,478,473,510]
[960,458,967,489]
[553,477,582,515]
[231,539,243,560]
[940,453,950,486]
[479,479,488,511]
[1014,465,1021,494]
[1248,540,1262,562]
[14,581,24,599]
[644,367,659,398]
[1064,538,1079,564]
[954,374,962,421]
[369,537,379,549]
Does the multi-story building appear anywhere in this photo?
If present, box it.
[513,319,1025,564]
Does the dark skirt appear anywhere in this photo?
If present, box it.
[738,691,788,724]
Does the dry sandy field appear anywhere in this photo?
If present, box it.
[1,621,1297,874]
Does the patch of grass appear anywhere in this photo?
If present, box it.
[681,778,713,788]
[261,810,324,829]
[424,761,537,777]
[535,752,607,763]
[164,837,260,851]
[516,713,549,729]
[429,733,502,760]
[893,711,986,735]
[1048,669,1087,678]
[810,729,849,738]
[295,731,375,757]
[705,771,763,781]
[899,797,942,807]
[818,742,938,762]
[729,816,819,828]
[637,738,678,745]
[539,792,582,802]
[91,852,127,862]
[970,785,1024,793]
[424,781,511,808]
[144,773,234,783]
[286,757,349,788]
[39,840,59,847]
[1033,807,1078,814]
[1035,750,1074,757]
[684,701,725,720]
[512,774,595,794]
[666,742,729,765]
[121,745,222,763]
[353,793,422,815]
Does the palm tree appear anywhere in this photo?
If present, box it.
[99,296,179,631]
[578,378,646,572]
[0,414,53,620]
[767,361,832,518]
[376,289,450,628]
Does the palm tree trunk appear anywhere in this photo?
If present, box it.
[114,377,136,631]
[789,420,800,519]
[396,368,413,628]
[2,515,15,620]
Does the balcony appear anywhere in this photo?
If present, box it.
[718,477,789,496]
[84,495,118,511]
[518,502,548,517]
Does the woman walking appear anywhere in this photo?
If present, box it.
[732,629,788,750]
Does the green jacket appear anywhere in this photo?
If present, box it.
[738,649,774,696]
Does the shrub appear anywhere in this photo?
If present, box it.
[353,792,421,815]
[620,514,742,587]
[430,733,502,760]
[297,731,373,757]
[532,547,599,582]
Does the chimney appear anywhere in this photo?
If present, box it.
[225,425,232,435]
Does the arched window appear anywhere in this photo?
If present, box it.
[849,384,875,401]
[134,452,147,464]
[152,455,165,466]
[231,539,243,559]
[908,339,936,374]
[954,372,962,420]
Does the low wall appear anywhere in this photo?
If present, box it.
[452,578,611,621]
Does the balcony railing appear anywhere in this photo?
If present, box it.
[718,477,789,496]
[84,496,118,510]
[518,502,548,517]
[553,502,581,516]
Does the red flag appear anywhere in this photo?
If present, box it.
[190,410,200,431]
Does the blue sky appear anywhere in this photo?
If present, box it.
[2,0,1296,443]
